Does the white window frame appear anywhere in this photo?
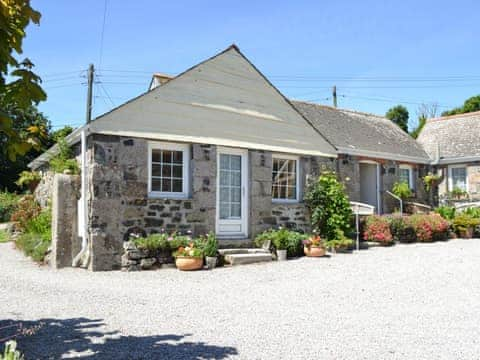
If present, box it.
[398,164,414,190]
[148,141,190,199]
[448,164,468,192]
[272,154,300,203]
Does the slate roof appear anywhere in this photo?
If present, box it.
[291,100,431,163]
[417,111,480,164]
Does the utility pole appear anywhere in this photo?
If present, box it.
[86,64,94,123]
[332,85,337,108]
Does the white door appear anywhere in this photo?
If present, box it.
[216,148,248,237]
[360,162,379,212]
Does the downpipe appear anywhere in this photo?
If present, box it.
[72,129,90,268]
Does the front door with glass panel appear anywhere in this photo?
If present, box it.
[216,148,248,237]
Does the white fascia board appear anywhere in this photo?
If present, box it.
[437,156,480,165]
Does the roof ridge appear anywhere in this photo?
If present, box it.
[429,110,480,122]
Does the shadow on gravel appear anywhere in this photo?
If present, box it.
[0,317,238,359]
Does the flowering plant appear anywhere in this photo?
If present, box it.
[363,215,393,244]
[302,234,324,248]
[173,243,203,258]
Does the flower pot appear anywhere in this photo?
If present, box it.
[205,256,217,269]
[304,246,325,257]
[276,249,287,261]
[175,256,203,271]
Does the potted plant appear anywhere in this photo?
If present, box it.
[302,233,326,257]
[453,213,480,238]
[173,243,204,271]
[325,229,354,252]
[201,233,218,269]
[272,228,289,261]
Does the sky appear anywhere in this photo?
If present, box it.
[22,0,480,132]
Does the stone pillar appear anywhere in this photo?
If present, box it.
[250,150,274,237]
[51,174,80,268]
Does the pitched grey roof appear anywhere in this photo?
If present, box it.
[417,111,480,164]
[291,100,431,163]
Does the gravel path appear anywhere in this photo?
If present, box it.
[1,240,479,359]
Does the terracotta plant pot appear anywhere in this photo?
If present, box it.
[175,256,203,271]
[304,246,326,257]
[459,228,474,239]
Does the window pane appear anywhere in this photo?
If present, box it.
[452,167,467,190]
[172,165,183,178]
[162,178,171,192]
[220,171,230,186]
[172,151,183,164]
[172,179,182,192]
[152,164,161,177]
[220,203,229,219]
[272,158,297,200]
[231,203,241,217]
[232,187,241,202]
[230,155,241,170]
[152,179,161,191]
[152,149,162,163]
[220,154,229,170]
[162,164,172,177]
[231,171,241,186]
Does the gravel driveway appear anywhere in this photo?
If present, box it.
[1,239,479,359]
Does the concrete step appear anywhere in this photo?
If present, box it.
[218,248,270,256]
[224,252,273,266]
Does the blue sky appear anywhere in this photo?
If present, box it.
[24,0,480,131]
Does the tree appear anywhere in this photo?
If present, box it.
[410,103,438,139]
[0,1,46,161]
[0,105,50,191]
[49,125,74,144]
[386,105,409,132]
[441,95,480,116]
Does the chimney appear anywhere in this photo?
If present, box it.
[149,73,173,90]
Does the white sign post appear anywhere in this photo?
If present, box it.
[350,202,375,251]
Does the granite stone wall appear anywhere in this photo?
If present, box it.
[34,169,55,208]
[87,135,216,271]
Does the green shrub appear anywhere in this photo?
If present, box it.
[254,228,308,257]
[435,206,456,220]
[392,181,412,200]
[452,213,480,236]
[304,171,352,240]
[324,229,354,250]
[0,230,9,243]
[463,207,480,218]
[133,232,191,253]
[49,137,79,174]
[15,170,41,189]
[1,340,24,360]
[0,192,20,223]
[10,195,41,232]
[198,233,218,257]
[15,208,52,263]
[449,187,467,200]
[388,215,416,243]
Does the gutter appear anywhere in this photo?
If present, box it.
[336,146,431,164]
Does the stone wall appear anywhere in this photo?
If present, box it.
[272,203,310,232]
[87,135,216,271]
[50,174,80,268]
[34,169,55,208]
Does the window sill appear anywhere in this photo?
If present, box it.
[272,199,300,204]
[148,192,190,200]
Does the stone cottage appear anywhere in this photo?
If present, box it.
[29,45,440,271]
[292,101,431,212]
[417,111,480,202]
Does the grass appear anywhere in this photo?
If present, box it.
[0,230,9,243]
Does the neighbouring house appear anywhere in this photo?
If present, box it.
[291,101,431,212]
[417,111,480,203]
[30,45,339,270]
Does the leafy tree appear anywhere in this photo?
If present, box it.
[0,105,50,192]
[386,105,409,132]
[410,103,438,139]
[0,0,46,161]
[49,125,74,144]
[441,95,480,116]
